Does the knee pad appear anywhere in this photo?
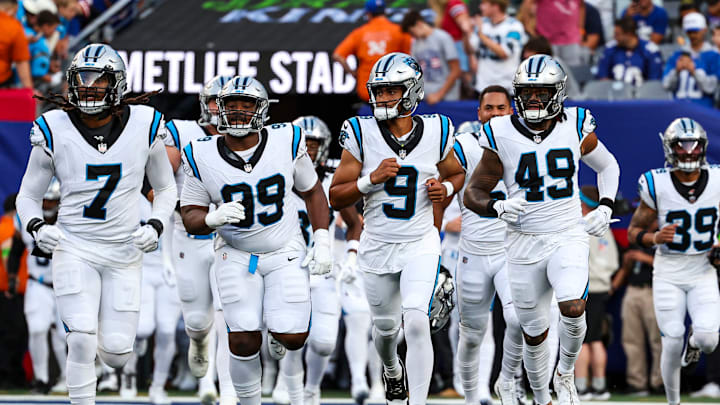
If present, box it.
[661,335,684,357]
[660,320,685,339]
[372,316,401,337]
[515,305,550,338]
[693,332,719,353]
[66,332,97,364]
[403,309,430,341]
[98,333,134,368]
[459,323,485,348]
[185,313,213,340]
[309,339,335,357]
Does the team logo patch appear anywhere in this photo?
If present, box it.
[222,252,228,260]
[339,130,349,147]
[179,252,184,259]
[462,256,468,264]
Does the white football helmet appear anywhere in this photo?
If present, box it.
[198,75,233,127]
[661,118,708,172]
[367,52,424,121]
[292,116,332,166]
[67,43,127,115]
[512,54,567,123]
[217,76,271,137]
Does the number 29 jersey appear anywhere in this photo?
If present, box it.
[340,114,454,243]
[180,124,315,254]
[478,107,597,234]
[638,166,720,282]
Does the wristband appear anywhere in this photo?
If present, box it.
[598,198,614,212]
[357,174,374,194]
[442,181,454,197]
[26,218,45,236]
[147,218,164,237]
[635,230,647,247]
[346,239,359,253]
[487,199,499,218]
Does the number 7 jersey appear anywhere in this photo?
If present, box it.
[340,114,454,243]
[478,107,596,234]
[638,166,720,282]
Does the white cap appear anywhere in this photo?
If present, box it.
[683,12,707,32]
[23,0,58,14]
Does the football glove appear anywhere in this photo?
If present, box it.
[583,205,614,237]
[32,223,65,254]
[493,198,527,224]
[339,250,358,284]
[302,229,333,276]
[205,201,245,228]
[132,224,159,252]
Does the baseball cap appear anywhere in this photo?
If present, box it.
[683,12,707,32]
[23,0,57,14]
[365,0,385,14]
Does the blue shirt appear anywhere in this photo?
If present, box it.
[596,39,663,84]
[623,6,668,42]
[663,45,720,107]
[23,26,50,78]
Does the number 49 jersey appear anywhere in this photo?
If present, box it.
[180,124,314,254]
[479,107,596,234]
[340,114,455,243]
[638,166,720,281]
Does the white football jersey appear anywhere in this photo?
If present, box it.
[340,114,455,243]
[638,166,720,282]
[181,124,311,253]
[453,131,507,255]
[14,214,52,281]
[31,105,166,266]
[165,119,216,233]
[472,15,527,92]
[479,107,596,234]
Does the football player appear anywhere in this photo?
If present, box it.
[280,115,363,405]
[463,54,620,405]
[628,118,720,405]
[452,86,524,405]
[330,52,465,405]
[180,76,332,405]
[16,43,178,404]
[164,75,238,405]
[7,179,66,394]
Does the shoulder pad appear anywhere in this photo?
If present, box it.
[31,116,53,152]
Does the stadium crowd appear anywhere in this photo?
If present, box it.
[0,0,720,403]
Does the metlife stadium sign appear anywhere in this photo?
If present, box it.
[111,0,435,95]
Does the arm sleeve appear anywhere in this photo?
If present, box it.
[636,172,657,210]
[16,146,54,231]
[180,174,212,207]
[145,137,178,226]
[339,119,363,162]
[293,153,319,193]
[580,140,620,201]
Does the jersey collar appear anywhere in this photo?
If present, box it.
[670,169,708,203]
[378,116,424,160]
[68,105,130,154]
[216,129,268,173]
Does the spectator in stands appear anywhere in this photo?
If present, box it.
[662,12,720,107]
[582,2,605,63]
[470,0,526,94]
[595,17,663,86]
[0,0,33,90]
[26,10,59,85]
[521,35,582,99]
[613,241,662,396]
[586,0,614,42]
[713,24,720,51]
[519,0,583,66]
[709,0,720,28]
[401,10,461,103]
[333,0,411,102]
[17,0,56,29]
[622,0,668,45]
[428,0,474,91]
[574,186,618,401]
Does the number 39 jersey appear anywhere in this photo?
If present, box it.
[638,166,720,282]
[180,124,314,254]
[340,114,455,243]
[30,105,165,266]
[478,107,596,234]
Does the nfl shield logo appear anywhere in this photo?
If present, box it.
[222,252,228,260]
[179,252,184,259]
[462,256,468,264]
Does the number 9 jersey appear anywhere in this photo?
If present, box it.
[638,166,720,282]
[180,123,317,253]
[340,114,455,243]
[478,107,596,234]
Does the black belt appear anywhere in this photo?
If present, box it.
[29,274,53,288]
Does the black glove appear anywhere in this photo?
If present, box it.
[709,246,720,271]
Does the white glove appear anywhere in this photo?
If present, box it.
[34,224,65,254]
[301,229,333,276]
[494,198,528,224]
[205,201,245,228]
[583,205,615,237]
[339,250,358,284]
[132,224,159,252]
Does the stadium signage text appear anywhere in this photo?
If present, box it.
[117,50,358,95]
